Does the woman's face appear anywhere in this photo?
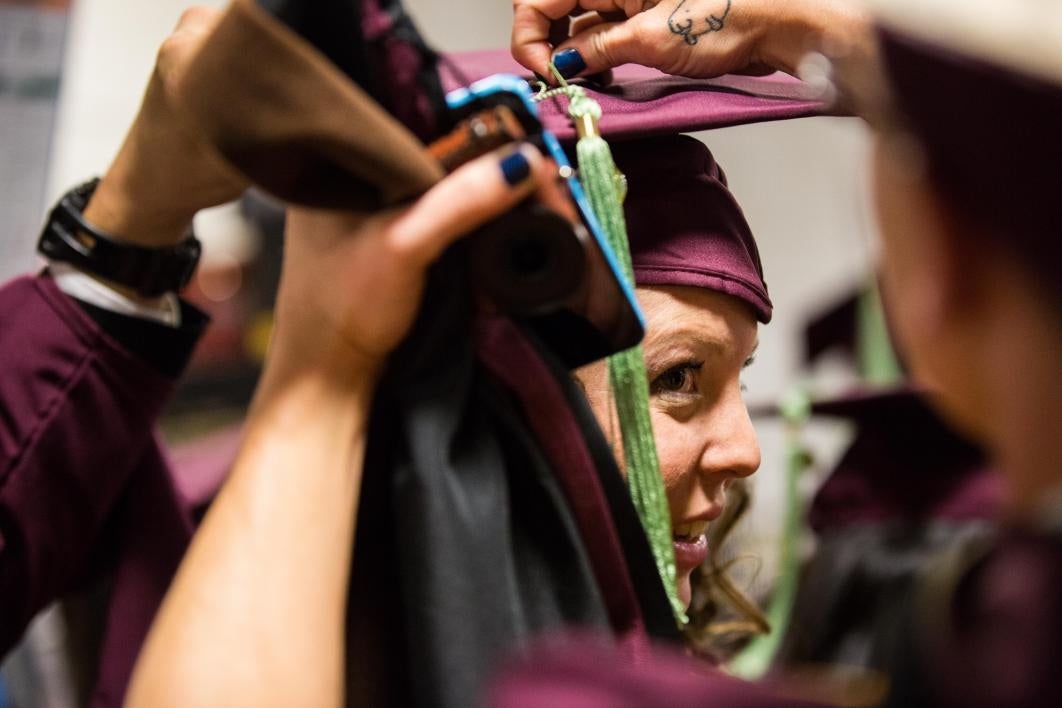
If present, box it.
[576,285,761,608]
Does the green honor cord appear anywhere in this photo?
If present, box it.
[537,72,686,625]
[731,287,898,676]
[729,389,812,679]
[857,285,903,386]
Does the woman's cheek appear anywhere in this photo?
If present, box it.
[649,410,694,517]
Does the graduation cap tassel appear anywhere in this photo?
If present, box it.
[540,69,686,625]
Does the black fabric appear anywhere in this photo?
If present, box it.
[882,588,937,708]
[260,0,444,143]
[772,521,993,682]
[258,0,375,97]
[550,353,682,644]
[346,249,610,707]
[256,4,676,706]
[73,299,208,379]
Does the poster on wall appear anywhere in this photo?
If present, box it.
[0,0,71,282]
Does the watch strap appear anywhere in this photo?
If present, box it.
[37,179,202,297]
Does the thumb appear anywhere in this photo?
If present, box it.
[386,143,548,267]
[551,17,652,79]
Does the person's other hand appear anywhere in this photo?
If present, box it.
[84,6,248,249]
[268,144,557,387]
[512,0,868,82]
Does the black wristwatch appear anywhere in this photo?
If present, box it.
[37,178,202,297]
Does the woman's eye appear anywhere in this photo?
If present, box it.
[651,363,701,395]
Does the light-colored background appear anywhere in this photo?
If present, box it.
[13,0,877,616]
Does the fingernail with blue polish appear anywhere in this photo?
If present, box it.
[552,48,586,79]
[500,149,531,186]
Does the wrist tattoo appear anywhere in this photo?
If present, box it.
[667,0,732,46]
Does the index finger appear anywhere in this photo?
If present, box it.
[512,0,578,77]
[511,0,622,76]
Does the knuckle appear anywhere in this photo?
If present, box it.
[176,6,216,32]
[624,0,644,17]
[382,222,421,263]
[156,34,179,68]
[623,18,660,64]
[177,7,202,27]
[383,234,416,262]
[627,16,654,49]
[589,30,614,68]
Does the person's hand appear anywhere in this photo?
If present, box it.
[265,143,557,389]
[125,145,562,708]
[511,0,869,82]
[83,6,247,249]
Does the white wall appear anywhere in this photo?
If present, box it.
[46,0,225,202]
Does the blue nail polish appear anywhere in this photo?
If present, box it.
[500,150,531,186]
[553,48,586,79]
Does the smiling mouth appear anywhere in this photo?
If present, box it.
[672,520,709,543]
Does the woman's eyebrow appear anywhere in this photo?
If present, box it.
[642,326,726,358]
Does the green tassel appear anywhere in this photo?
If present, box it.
[539,71,686,625]
[729,389,812,679]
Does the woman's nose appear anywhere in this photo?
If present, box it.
[698,393,761,481]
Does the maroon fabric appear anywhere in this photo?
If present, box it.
[487,636,826,708]
[485,530,1062,708]
[811,457,999,531]
[443,50,827,142]
[880,28,1062,303]
[0,275,195,707]
[612,135,772,323]
[361,0,440,143]
[802,389,999,530]
[475,317,651,661]
[929,527,1062,707]
[749,386,998,530]
[802,291,862,366]
[90,441,194,708]
[749,388,999,529]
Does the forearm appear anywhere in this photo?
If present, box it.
[124,136,546,708]
[126,347,375,708]
[756,0,873,75]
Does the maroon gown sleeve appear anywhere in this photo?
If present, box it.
[0,274,191,656]
[486,637,828,708]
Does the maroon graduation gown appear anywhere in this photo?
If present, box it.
[0,274,201,707]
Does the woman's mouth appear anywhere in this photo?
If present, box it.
[672,520,710,571]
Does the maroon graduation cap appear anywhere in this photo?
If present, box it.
[441,50,821,325]
[442,49,831,142]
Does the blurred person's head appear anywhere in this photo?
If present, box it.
[861,0,1062,515]
[574,135,768,610]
